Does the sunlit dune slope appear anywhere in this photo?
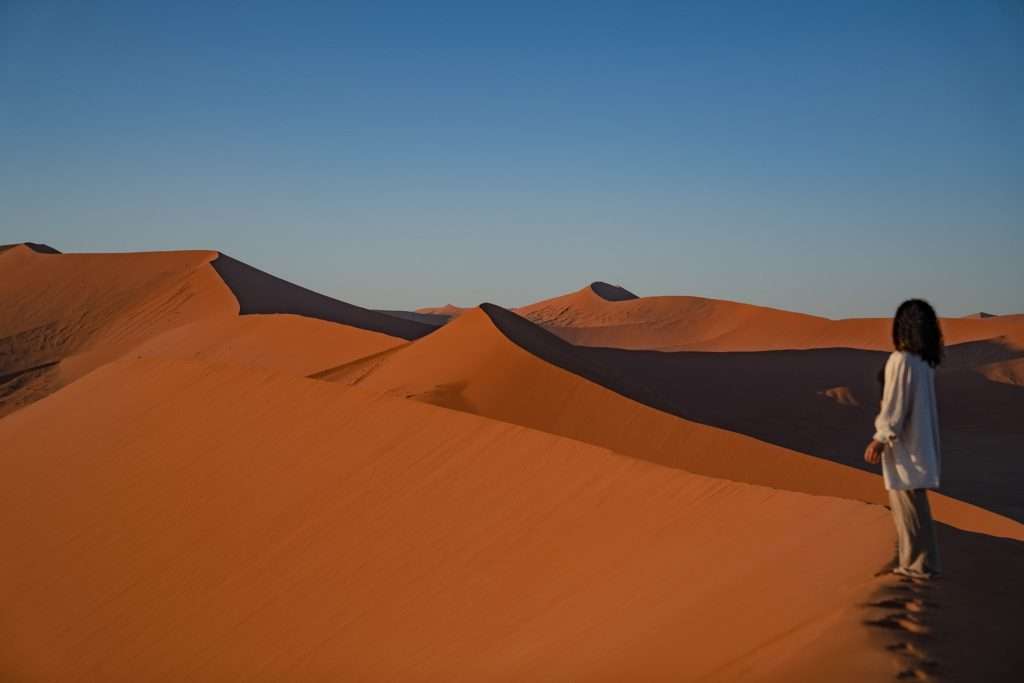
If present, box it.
[315,304,1023,540]
[0,246,418,416]
[0,357,900,681]
[516,283,1024,351]
[129,314,406,376]
[0,245,236,415]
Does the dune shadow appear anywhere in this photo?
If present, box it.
[209,253,435,341]
[482,304,1024,522]
[374,309,451,327]
[861,524,1024,682]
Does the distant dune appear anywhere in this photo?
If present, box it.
[513,283,1024,352]
[417,303,471,316]
[0,242,61,254]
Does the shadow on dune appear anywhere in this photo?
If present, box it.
[588,281,638,301]
[862,524,1024,682]
[481,304,1024,522]
[210,253,435,341]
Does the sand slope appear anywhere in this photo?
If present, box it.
[128,314,406,376]
[0,356,907,681]
[315,305,1023,540]
[516,283,1024,351]
[0,245,236,416]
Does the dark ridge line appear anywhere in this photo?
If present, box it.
[209,253,435,342]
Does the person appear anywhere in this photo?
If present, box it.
[864,299,943,579]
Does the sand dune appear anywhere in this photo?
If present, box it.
[0,357,916,680]
[417,303,471,317]
[0,247,421,416]
[315,304,1023,540]
[0,241,61,254]
[0,245,236,416]
[515,283,1024,352]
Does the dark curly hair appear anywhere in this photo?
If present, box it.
[892,299,944,367]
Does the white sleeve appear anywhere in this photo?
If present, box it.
[873,352,912,444]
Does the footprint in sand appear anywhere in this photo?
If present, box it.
[866,611,931,635]
[865,576,943,680]
[896,660,941,680]
[889,641,941,680]
[869,597,934,613]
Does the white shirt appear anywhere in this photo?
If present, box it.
[873,350,941,491]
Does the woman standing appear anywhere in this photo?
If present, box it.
[864,299,944,579]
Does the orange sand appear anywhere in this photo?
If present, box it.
[129,314,405,376]
[0,247,415,415]
[0,357,898,681]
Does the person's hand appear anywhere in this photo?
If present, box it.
[864,440,885,465]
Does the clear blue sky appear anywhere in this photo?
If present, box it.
[2,1,1022,317]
